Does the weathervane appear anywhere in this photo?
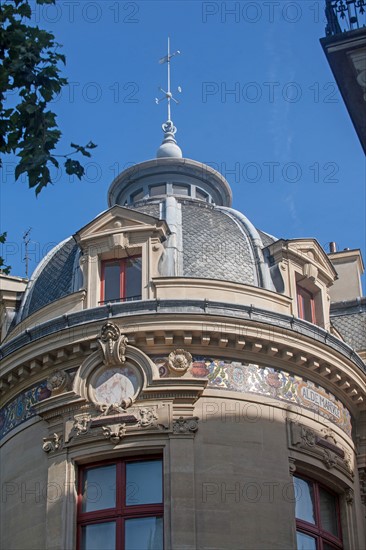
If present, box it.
[155,37,182,136]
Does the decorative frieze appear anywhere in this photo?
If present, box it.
[0,380,51,440]
[154,356,353,437]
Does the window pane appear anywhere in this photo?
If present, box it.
[131,189,144,202]
[296,531,316,550]
[126,460,162,505]
[125,517,163,550]
[172,184,189,196]
[150,184,166,196]
[104,263,120,302]
[294,477,315,524]
[125,257,142,299]
[81,522,116,550]
[319,487,338,537]
[323,543,338,550]
[82,465,116,512]
[196,189,209,201]
[303,295,313,322]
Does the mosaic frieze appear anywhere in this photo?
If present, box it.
[0,381,51,440]
[155,357,352,437]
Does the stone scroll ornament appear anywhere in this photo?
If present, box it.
[98,322,128,367]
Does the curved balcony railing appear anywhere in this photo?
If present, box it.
[325,0,366,35]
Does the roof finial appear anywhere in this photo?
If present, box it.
[155,37,183,158]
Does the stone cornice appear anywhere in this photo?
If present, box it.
[1,300,364,372]
[1,313,365,416]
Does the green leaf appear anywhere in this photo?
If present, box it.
[65,158,85,179]
[18,3,32,18]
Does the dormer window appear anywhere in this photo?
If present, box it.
[100,256,142,304]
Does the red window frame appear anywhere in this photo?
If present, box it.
[77,457,164,550]
[295,475,343,550]
[297,284,316,324]
[100,256,141,305]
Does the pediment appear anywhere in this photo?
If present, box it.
[286,239,337,280]
[74,205,168,243]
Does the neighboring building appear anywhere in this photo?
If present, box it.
[321,0,366,154]
[1,33,365,549]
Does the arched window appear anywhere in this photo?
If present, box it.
[294,475,342,550]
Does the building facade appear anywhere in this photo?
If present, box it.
[1,117,365,549]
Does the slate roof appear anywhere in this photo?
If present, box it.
[181,202,257,285]
[18,238,80,321]
[330,298,366,352]
[257,229,277,248]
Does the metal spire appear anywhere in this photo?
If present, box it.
[155,37,182,137]
[23,227,32,278]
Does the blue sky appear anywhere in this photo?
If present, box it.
[1,0,365,290]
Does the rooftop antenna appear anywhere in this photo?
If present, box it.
[155,37,182,136]
[23,227,32,278]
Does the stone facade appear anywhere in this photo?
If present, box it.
[1,149,365,549]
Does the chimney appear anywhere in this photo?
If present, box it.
[329,242,337,253]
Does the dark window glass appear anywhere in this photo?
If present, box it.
[131,189,144,202]
[172,184,190,196]
[125,517,163,550]
[296,531,316,550]
[81,522,116,550]
[104,263,121,302]
[82,464,116,512]
[125,257,142,299]
[150,184,166,196]
[126,460,163,506]
[319,487,338,537]
[196,189,209,201]
[294,477,315,524]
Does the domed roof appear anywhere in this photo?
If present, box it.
[15,152,279,325]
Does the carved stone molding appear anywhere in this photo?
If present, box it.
[47,370,71,395]
[344,487,354,505]
[138,407,159,428]
[173,416,199,434]
[73,413,92,436]
[42,432,62,453]
[167,349,192,375]
[102,423,126,443]
[64,403,171,446]
[98,322,128,366]
[289,457,296,475]
[287,421,353,479]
